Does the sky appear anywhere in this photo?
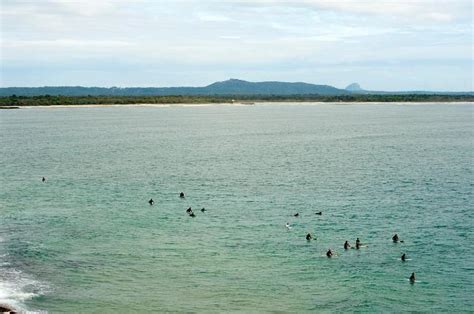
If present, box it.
[0,0,473,91]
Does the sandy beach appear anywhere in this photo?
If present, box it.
[14,101,474,109]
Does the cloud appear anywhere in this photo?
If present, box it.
[196,12,232,22]
[0,0,472,90]
[228,0,472,23]
[5,39,134,49]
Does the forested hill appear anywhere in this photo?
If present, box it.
[1,79,472,97]
[0,79,348,96]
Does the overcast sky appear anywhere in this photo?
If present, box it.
[1,0,472,90]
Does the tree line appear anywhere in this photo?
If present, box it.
[1,94,473,107]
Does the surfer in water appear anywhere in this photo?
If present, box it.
[344,241,351,250]
[401,253,406,261]
[180,192,185,198]
[326,249,333,258]
[306,233,312,241]
[409,272,415,283]
[186,207,192,214]
[355,238,361,249]
[285,222,292,230]
[315,211,322,215]
[189,212,196,217]
[201,207,206,212]
[42,177,46,182]
[392,234,400,242]
[294,213,299,217]
[148,198,154,205]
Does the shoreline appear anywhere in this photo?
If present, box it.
[9,101,474,109]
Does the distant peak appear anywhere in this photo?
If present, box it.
[206,78,250,87]
[345,83,363,91]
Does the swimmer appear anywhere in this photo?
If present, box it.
[148,198,154,205]
[285,222,292,230]
[326,249,333,258]
[355,238,361,249]
[392,234,400,243]
[42,177,46,182]
[401,253,406,261]
[189,212,196,217]
[409,272,415,283]
[306,233,312,241]
[186,207,192,213]
[201,207,206,212]
[294,213,299,217]
[344,241,351,250]
[180,192,185,198]
[315,211,322,215]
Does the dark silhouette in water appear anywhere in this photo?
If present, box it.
[42,177,46,182]
[315,211,322,215]
[356,238,361,249]
[180,192,185,198]
[344,241,351,250]
[401,253,406,261]
[186,207,192,213]
[392,234,400,243]
[306,233,312,241]
[189,212,196,217]
[294,213,299,217]
[0,303,17,314]
[409,272,416,283]
[201,207,206,212]
[148,199,154,205]
[326,249,333,258]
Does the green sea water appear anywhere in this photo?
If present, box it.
[0,103,473,312]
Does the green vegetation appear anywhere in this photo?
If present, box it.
[0,94,472,107]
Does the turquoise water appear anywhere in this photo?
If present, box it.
[0,103,473,312]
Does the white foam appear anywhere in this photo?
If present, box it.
[0,267,49,313]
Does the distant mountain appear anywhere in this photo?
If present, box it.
[0,79,349,96]
[345,83,365,92]
[203,79,347,95]
[0,79,471,96]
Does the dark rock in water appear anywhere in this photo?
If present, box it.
[0,303,18,313]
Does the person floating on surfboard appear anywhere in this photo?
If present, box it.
[401,253,406,261]
[42,177,46,182]
[326,249,333,258]
[392,234,400,242]
[306,233,312,241]
[344,241,351,250]
[409,272,416,283]
[355,238,361,249]
[148,198,154,205]
[180,192,185,198]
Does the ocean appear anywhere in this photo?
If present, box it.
[1,103,473,312]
